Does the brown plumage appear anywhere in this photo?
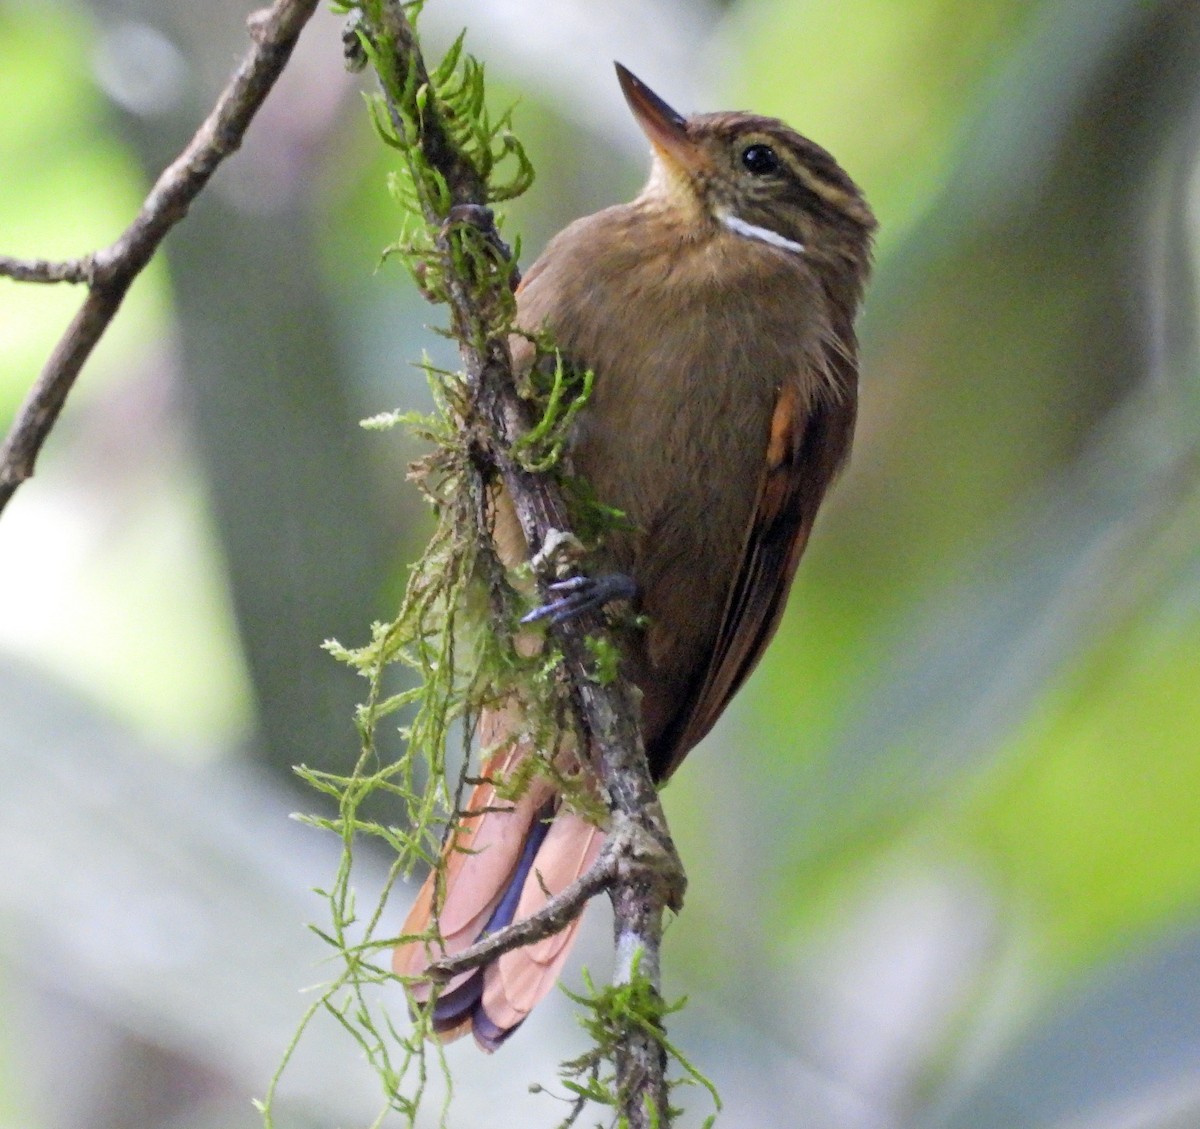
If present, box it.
[394,64,876,1050]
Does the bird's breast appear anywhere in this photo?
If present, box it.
[511,209,833,745]
[519,210,823,551]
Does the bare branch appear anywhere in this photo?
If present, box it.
[0,256,96,285]
[363,4,686,1124]
[0,0,322,517]
[418,815,687,989]
[426,850,619,982]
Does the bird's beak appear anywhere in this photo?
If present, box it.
[615,63,704,174]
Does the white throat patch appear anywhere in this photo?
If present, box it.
[717,209,806,256]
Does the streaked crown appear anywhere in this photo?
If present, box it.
[616,64,876,272]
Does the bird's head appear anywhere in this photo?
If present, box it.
[616,63,876,271]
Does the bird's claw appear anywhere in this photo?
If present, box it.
[521,573,638,626]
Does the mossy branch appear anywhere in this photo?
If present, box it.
[354,9,689,1118]
[264,4,704,1128]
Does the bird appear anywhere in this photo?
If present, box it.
[394,62,876,1051]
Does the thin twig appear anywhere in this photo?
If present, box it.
[427,850,619,981]
[364,5,685,1125]
[0,0,322,516]
[0,256,96,284]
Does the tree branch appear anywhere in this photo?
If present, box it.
[360,4,686,1124]
[0,256,96,284]
[0,0,322,516]
[426,848,619,982]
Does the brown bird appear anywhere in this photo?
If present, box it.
[394,63,876,1051]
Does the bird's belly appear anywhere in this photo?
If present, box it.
[568,349,780,747]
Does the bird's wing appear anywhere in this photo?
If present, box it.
[655,360,857,780]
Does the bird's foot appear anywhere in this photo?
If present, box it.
[521,573,638,626]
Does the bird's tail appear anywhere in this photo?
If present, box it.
[393,731,604,1052]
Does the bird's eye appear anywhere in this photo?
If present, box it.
[740,144,780,175]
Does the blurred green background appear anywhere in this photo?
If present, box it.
[2,0,1199,1126]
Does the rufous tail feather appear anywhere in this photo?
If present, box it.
[393,736,604,1052]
